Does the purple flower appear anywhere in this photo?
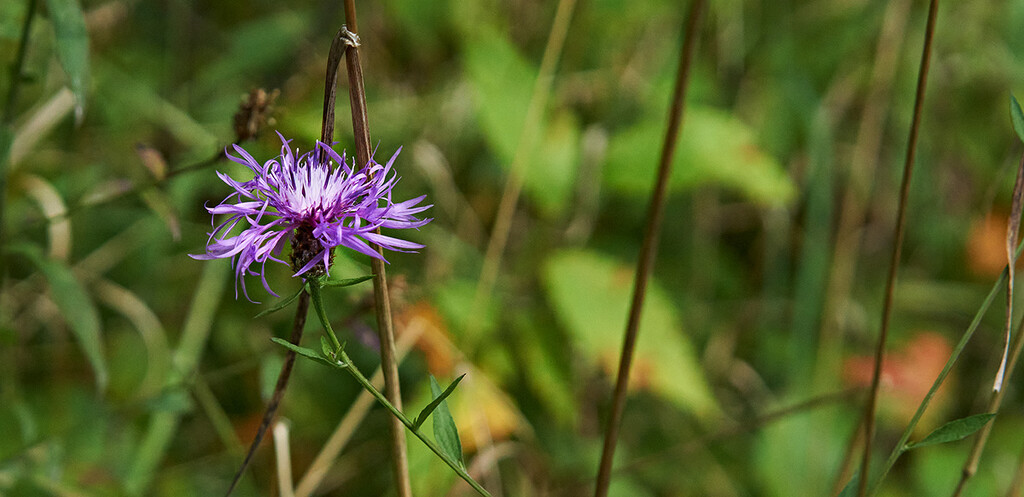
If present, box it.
[192,132,431,300]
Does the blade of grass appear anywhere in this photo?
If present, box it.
[857,1,940,495]
[43,0,89,122]
[469,0,578,337]
[593,1,705,495]
[865,240,1024,496]
[950,154,1024,495]
[273,420,295,497]
[125,259,227,495]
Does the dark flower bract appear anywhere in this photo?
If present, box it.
[192,132,431,300]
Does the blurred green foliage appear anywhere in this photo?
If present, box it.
[3,0,1024,496]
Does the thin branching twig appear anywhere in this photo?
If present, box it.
[857,1,939,495]
[593,1,705,495]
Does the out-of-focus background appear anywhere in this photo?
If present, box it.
[3,0,1024,495]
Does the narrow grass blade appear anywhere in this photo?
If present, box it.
[1011,95,1024,144]
[904,413,996,450]
[429,375,465,468]
[255,285,307,318]
[413,374,466,431]
[7,243,106,390]
[270,337,343,369]
[43,0,88,122]
[320,275,373,289]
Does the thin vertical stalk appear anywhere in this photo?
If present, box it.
[469,0,578,336]
[225,292,310,497]
[593,1,705,495]
[856,1,939,495]
[866,241,1021,496]
[3,0,37,125]
[1,0,38,321]
[336,7,413,496]
[223,25,355,496]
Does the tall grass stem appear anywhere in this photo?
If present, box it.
[593,1,705,495]
[469,0,577,337]
[336,9,413,496]
[857,1,939,495]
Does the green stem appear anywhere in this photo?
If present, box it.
[308,281,342,353]
[305,285,490,497]
[866,241,1023,495]
[335,349,491,497]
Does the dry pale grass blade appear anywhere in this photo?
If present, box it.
[17,173,70,261]
[471,0,579,335]
[92,278,171,398]
[995,154,1024,391]
[273,420,295,497]
[9,88,74,168]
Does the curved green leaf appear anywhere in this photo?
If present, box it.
[1011,94,1024,144]
[44,0,89,121]
[604,106,795,206]
[7,243,106,390]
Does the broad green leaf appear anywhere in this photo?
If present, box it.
[462,28,581,218]
[321,275,374,289]
[463,28,534,164]
[430,375,465,468]
[905,413,996,450]
[541,249,717,419]
[532,111,581,218]
[44,0,89,121]
[604,106,795,206]
[1011,95,1024,144]
[270,337,342,369]
[414,374,466,431]
[8,243,106,390]
[254,286,306,318]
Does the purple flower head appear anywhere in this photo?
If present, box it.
[191,132,431,301]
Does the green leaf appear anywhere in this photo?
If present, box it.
[270,337,343,369]
[604,106,795,206]
[905,413,996,450]
[43,0,89,121]
[320,335,336,359]
[254,285,306,318]
[837,473,859,497]
[1011,94,1024,144]
[429,375,465,468]
[7,243,107,390]
[414,374,466,431]
[542,249,718,419]
[463,28,535,164]
[462,28,580,218]
[320,275,374,289]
